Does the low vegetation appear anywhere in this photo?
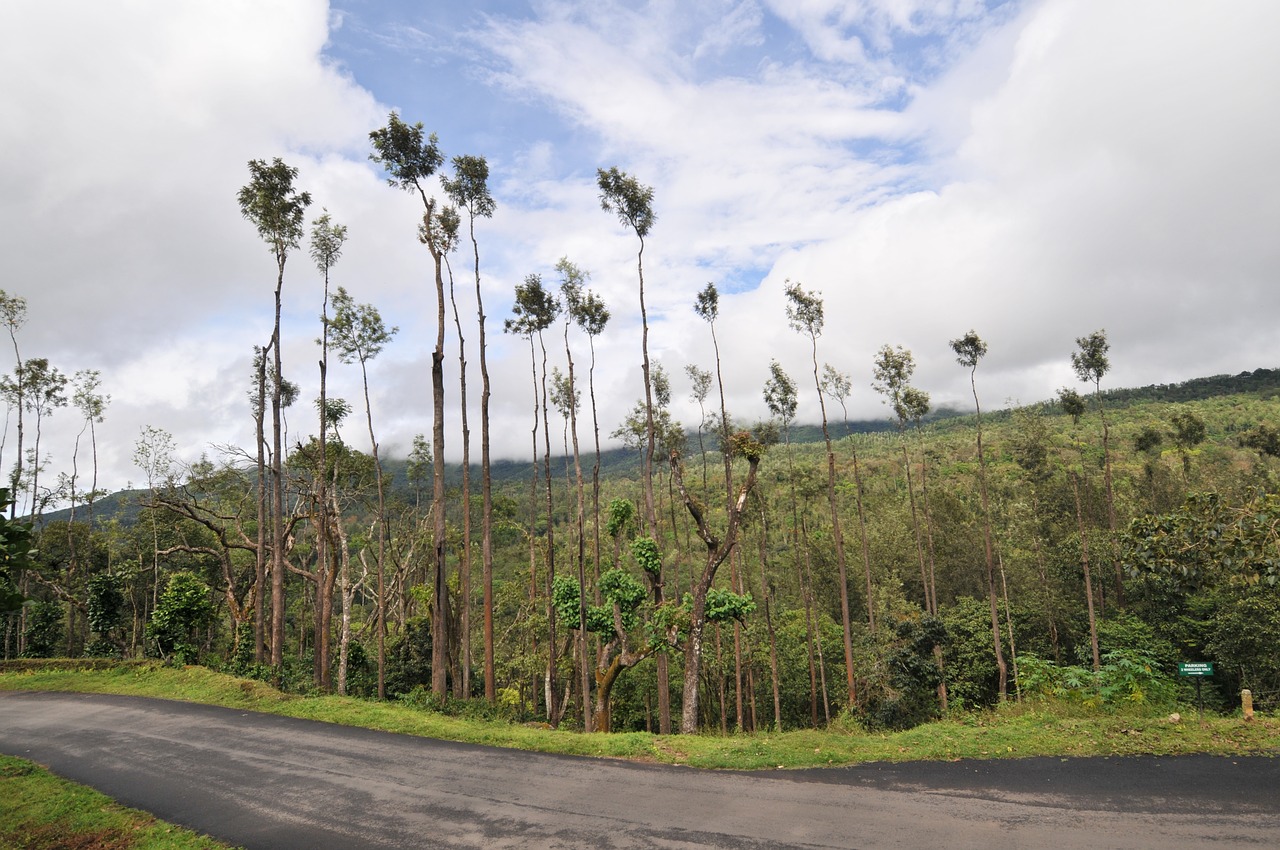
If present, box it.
[3,664,1276,771]
[0,751,233,850]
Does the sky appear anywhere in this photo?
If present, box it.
[1,0,1278,509]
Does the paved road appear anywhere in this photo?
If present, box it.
[1,692,1277,849]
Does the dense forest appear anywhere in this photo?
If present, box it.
[3,116,1278,735]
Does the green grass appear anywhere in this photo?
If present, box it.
[3,664,1276,846]
[0,753,235,850]
[3,663,1278,770]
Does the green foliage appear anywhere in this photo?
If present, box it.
[368,112,443,195]
[596,167,655,238]
[1124,492,1280,588]
[631,536,661,576]
[858,615,946,730]
[1019,649,1177,712]
[0,488,32,614]
[20,601,64,658]
[398,685,521,723]
[84,573,124,656]
[385,618,433,699]
[236,157,311,257]
[700,587,755,623]
[147,571,215,663]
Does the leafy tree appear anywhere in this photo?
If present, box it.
[329,287,397,697]
[1059,387,1102,671]
[949,330,1008,700]
[369,112,453,696]
[148,570,215,663]
[872,346,935,607]
[237,157,311,669]
[505,273,562,722]
[0,290,27,520]
[1072,329,1123,607]
[692,282,748,727]
[598,166,670,733]
[1170,410,1206,479]
[787,281,859,707]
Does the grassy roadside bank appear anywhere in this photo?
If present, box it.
[3,662,1278,770]
[0,753,235,850]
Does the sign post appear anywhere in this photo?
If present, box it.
[1178,662,1214,721]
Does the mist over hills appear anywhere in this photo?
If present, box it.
[38,367,1280,529]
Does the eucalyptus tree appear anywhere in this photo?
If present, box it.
[63,369,107,654]
[761,360,797,729]
[785,280,858,705]
[442,154,496,699]
[871,345,934,618]
[949,330,1008,700]
[597,165,671,733]
[556,257,594,729]
[4,358,68,519]
[237,157,311,669]
[505,274,562,722]
[309,211,346,690]
[0,290,27,519]
[1058,386,1101,670]
[329,287,397,698]
[693,282,747,727]
[571,286,609,580]
[685,364,713,491]
[1071,329,1122,608]
[369,112,454,694]
[69,370,108,520]
[819,362,875,637]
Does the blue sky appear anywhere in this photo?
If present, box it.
[1,0,1278,505]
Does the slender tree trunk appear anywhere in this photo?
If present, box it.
[448,257,473,699]
[807,338,859,704]
[254,351,267,664]
[270,257,287,671]
[427,241,450,697]
[1070,471,1101,671]
[969,374,1007,700]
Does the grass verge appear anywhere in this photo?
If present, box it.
[3,662,1278,770]
[0,753,235,850]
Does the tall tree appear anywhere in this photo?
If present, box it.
[556,257,593,729]
[505,274,561,722]
[1059,387,1101,671]
[761,360,796,730]
[0,290,27,520]
[329,287,397,698]
[871,345,933,617]
[368,113,453,695]
[597,166,670,733]
[693,282,747,728]
[237,157,311,669]
[572,288,609,587]
[949,331,1008,701]
[442,154,496,700]
[4,358,68,519]
[309,211,346,691]
[1071,329,1123,608]
[785,281,859,707]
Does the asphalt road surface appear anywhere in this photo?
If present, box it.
[2,692,1277,849]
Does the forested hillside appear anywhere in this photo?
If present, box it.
[2,141,1277,737]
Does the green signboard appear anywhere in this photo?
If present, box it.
[1178,662,1214,676]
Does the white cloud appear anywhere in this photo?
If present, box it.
[3,0,1277,510]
